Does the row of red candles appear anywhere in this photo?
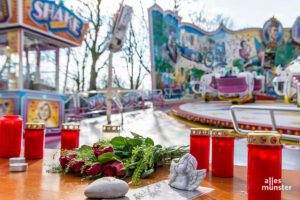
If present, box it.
[0,115,80,159]
[190,128,282,200]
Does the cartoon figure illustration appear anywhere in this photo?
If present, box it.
[36,101,55,127]
[297,20,300,37]
[239,40,251,61]
[266,20,279,43]
[161,67,172,91]
[161,26,180,68]
[0,100,10,118]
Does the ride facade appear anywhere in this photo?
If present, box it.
[0,0,88,134]
[148,4,300,103]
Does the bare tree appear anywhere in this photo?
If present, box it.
[173,0,181,13]
[67,45,89,91]
[189,7,234,32]
[76,0,108,91]
[122,22,149,89]
[112,66,126,88]
[63,48,71,93]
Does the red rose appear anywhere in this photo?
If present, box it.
[83,165,91,175]
[102,161,125,177]
[69,159,85,174]
[59,152,77,169]
[86,164,102,176]
[93,143,101,149]
[111,161,126,177]
[94,146,114,157]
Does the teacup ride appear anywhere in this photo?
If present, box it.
[273,56,300,107]
[214,67,254,104]
[252,72,265,95]
[197,72,218,102]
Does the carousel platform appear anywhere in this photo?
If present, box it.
[172,101,300,136]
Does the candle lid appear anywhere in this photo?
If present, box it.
[62,123,80,131]
[248,131,281,146]
[25,123,45,129]
[103,125,120,133]
[190,128,210,136]
[211,129,234,137]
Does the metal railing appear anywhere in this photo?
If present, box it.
[230,105,300,141]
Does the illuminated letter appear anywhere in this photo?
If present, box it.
[33,1,44,20]
[71,18,80,36]
[52,7,63,22]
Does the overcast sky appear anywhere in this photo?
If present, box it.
[98,0,299,29]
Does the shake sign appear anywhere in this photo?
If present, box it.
[30,0,84,38]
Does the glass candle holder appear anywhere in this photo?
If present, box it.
[247,131,283,200]
[211,129,235,177]
[190,128,210,171]
[0,115,23,158]
[102,125,120,141]
[24,123,45,159]
[61,123,80,150]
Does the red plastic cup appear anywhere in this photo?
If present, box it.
[61,124,80,150]
[24,123,45,159]
[190,128,210,171]
[211,129,234,177]
[247,132,283,200]
[0,115,23,158]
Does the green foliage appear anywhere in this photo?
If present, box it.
[46,165,63,173]
[130,146,155,185]
[110,136,127,147]
[145,137,154,146]
[98,152,121,164]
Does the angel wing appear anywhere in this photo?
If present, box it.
[169,160,177,184]
[186,169,206,191]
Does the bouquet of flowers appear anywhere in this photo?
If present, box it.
[49,133,189,185]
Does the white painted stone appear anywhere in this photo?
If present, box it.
[84,177,129,199]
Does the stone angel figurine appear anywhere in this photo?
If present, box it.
[169,153,206,191]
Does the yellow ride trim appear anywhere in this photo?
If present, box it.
[218,93,253,103]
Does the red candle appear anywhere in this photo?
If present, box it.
[190,128,210,171]
[61,124,80,150]
[24,123,45,159]
[0,115,23,158]
[247,132,282,200]
[211,129,234,177]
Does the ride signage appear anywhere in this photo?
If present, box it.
[30,0,84,39]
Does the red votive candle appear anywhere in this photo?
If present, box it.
[247,131,283,200]
[24,123,45,159]
[211,129,234,177]
[61,123,80,150]
[190,128,210,171]
[0,115,23,158]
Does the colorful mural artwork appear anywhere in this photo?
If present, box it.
[148,4,300,99]
[0,99,14,117]
[123,93,139,107]
[292,16,300,44]
[262,17,283,48]
[0,0,10,23]
[88,94,107,111]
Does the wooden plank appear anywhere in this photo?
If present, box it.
[0,149,299,200]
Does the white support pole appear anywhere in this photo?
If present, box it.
[56,48,60,92]
[106,52,113,124]
[18,29,23,90]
